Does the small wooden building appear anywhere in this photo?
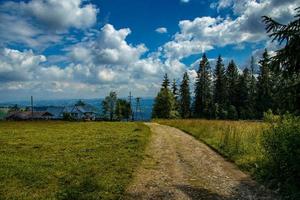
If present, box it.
[6,111,53,120]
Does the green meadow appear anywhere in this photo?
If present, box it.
[0,121,151,200]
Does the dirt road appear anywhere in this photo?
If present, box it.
[125,123,278,200]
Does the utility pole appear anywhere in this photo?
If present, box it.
[128,92,134,121]
[31,96,34,120]
[135,97,143,121]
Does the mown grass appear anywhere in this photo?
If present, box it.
[156,119,269,174]
[0,121,151,200]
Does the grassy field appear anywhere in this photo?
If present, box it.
[157,119,268,174]
[0,121,151,200]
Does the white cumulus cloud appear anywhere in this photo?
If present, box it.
[181,0,190,3]
[0,0,98,49]
[155,27,168,34]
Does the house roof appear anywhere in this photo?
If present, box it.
[63,104,97,114]
[63,106,75,113]
[6,111,53,119]
[76,104,96,113]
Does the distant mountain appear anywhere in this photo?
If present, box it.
[0,98,154,121]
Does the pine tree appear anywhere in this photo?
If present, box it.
[256,49,272,117]
[270,67,282,114]
[226,60,239,110]
[213,55,227,118]
[162,73,170,89]
[152,74,178,119]
[263,8,300,114]
[171,79,178,98]
[237,68,252,119]
[152,89,172,119]
[263,7,300,75]
[171,79,180,112]
[193,53,212,118]
[248,56,257,118]
[179,72,191,118]
[115,99,131,121]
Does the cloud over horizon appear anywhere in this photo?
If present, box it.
[0,0,298,101]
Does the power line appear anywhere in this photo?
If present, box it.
[135,97,143,121]
[128,92,134,121]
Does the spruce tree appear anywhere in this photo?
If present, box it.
[193,53,212,118]
[237,68,252,119]
[263,8,300,114]
[179,72,191,118]
[152,88,173,118]
[171,79,178,98]
[152,74,178,119]
[263,7,300,75]
[171,79,180,112]
[256,49,272,117]
[213,55,227,118]
[162,73,170,89]
[226,60,239,110]
[115,99,131,121]
[249,56,257,118]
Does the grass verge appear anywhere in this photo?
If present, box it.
[156,119,268,174]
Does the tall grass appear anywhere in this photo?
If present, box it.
[158,118,300,198]
[157,119,268,174]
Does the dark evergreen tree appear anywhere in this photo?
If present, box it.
[152,74,178,119]
[263,8,300,114]
[213,55,227,118]
[162,73,170,89]
[228,105,238,120]
[237,68,252,119]
[226,60,239,111]
[193,53,212,118]
[269,67,282,114]
[171,79,180,112]
[179,72,191,118]
[256,49,272,117]
[262,7,300,75]
[115,99,131,121]
[171,79,178,97]
[248,56,257,118]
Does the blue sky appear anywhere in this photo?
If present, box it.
[0,0,298,101]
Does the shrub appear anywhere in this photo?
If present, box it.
[263,109,280,123]
[212,103,220,119]
[219,108,228,119]
[261,114,300,198]
[63,113,75,121]
[228,105,238,120]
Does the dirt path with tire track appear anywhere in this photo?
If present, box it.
[125,123,278,200]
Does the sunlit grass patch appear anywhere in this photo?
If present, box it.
[0,121,150,200]
[156,119,268,173]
